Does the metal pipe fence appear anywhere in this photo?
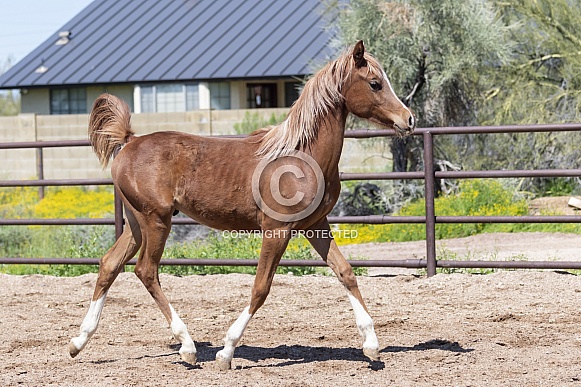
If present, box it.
[1,123,581,276]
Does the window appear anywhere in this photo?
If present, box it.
[209,82,230,110]
[156,84,184,113]
[139,83,200,113]
[185,84,199,110]
[247,83,277,108]
[50,88,87,114]
[285,82,302,107]
[140,86,154,113]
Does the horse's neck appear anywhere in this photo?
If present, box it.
[308,106,348,177]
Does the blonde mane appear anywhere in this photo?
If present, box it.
[256,45,384,160]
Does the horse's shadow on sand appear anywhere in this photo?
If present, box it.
[177,339,473,370]
[89,339,472,370]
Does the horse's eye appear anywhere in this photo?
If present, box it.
[370,80,382,91]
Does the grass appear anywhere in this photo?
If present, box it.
[335,179,581,245]
[233,111,287,134]
[159,233,327,276]
[1,180,579,277]
[414,245,530,275]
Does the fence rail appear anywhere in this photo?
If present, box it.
[1,123,581,276]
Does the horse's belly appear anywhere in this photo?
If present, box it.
[175,197,260,232]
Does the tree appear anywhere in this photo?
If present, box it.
[484,0,581,125]
[330,0,512,172]
[0,58,20,116]
[459,0,581,193]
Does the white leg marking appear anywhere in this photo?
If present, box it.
[347,292,379,352]
[69,291,108,356]
[216,306,253,369]
[169,304,197,362]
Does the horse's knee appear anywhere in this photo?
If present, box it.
[249,284,271,312]
[337,266,358,289]
[252,285,269,302]
[134,263,156,289]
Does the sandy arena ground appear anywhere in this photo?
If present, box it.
[1,232,580,386]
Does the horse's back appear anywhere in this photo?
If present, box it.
[111,130,261,226]
[113,130,258,176]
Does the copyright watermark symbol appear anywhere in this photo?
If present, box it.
[252,150,325,222]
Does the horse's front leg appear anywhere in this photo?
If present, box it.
[215,228,290,370]
[306,219,380,361]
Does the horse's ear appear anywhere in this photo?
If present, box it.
[353,40,366,68]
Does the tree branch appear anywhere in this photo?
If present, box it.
[404,53,427,107]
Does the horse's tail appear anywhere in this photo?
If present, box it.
[88,93,135,169]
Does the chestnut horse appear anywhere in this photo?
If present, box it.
[69,41,415,370]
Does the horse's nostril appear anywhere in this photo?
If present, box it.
[408,115,415,128]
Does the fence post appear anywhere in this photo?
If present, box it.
[33,114,45,200]
[114,187,123,240]
[36,147,44,200]
[423,131,437,276]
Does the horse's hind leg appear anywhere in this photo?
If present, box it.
[69,210,141,358]
[133,214,196,364]
[306,219,380,361]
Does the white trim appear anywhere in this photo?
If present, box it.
[133,85,142,114]
[199,82,210,110]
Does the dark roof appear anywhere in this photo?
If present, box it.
[0,0,335,89]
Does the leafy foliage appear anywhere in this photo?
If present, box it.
[0,58,19,116]
[330,0,512,173]
[484,0,581,124]
[0,187,115,276]
[332,180,424,216]
[331,0,581,195]
[333,179,581,245]
[233,111,287,134]
[161,233,327,276]
[0,187,349,276]
[0,187,38,218]
[33,187,114,218]
[450,0,581,193]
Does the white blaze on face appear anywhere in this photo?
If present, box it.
[382,69,414,125]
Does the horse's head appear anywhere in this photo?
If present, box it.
[342,41,415,136]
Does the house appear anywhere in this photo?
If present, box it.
[0,0,335,115]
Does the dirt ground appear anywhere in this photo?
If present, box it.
[1,232,580,386]
[341,231,581,276]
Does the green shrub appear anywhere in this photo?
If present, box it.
[335,179,552,244]
[233,111,287,134]
[8,180,575,276]
[0,187,114,275]
[160,233,324,276]
[0,187,38,218]
[34,186,114,218]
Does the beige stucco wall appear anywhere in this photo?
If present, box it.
[20,89,50,114]
[0,110,390,180]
